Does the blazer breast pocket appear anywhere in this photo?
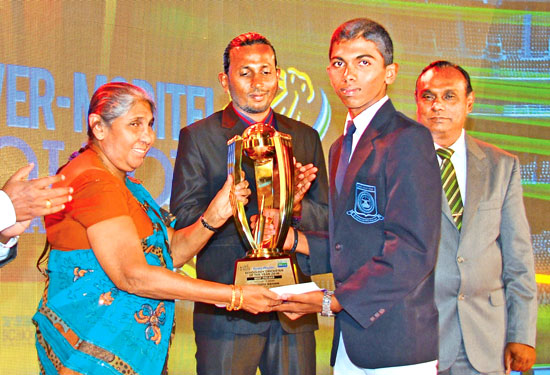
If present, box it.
[475,199,502,236]
[346,178,385,225]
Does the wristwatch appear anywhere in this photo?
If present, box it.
[321,290,335,317]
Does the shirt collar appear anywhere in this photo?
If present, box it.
[232,104,275,128]
[344,95,389,136]
[434,129,466,156]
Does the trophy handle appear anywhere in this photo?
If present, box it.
[227,136,257,251]
[274,133,294,250]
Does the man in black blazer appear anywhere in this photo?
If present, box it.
[170,32,328,375]
[1,163,72,267]
[276,19,441,374]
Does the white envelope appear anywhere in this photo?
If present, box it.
[269,281,322,295]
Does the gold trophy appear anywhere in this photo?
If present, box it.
[227,123,296,288]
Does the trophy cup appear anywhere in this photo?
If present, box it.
[227,123,296,288]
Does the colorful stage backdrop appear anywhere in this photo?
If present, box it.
[0,1,548,373]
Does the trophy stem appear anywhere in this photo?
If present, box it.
[254,195,266,246]
[246,248,286,258]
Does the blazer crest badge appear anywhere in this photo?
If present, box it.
[347,182,384,224]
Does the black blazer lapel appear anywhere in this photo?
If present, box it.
[221,103,255,186]
[222,103,247,134]
[275,113,294,134]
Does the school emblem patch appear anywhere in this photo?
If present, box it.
[347,182,384,224]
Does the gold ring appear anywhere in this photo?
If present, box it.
[45,199,52,209]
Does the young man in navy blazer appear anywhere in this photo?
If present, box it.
[276,18,442,374]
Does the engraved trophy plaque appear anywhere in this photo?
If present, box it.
[227,123,296,288]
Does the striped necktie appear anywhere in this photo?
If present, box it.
[335,121,356,193]
[437,147,463,231]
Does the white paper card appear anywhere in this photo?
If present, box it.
[269,282,322,295]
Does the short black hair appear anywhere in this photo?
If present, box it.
[223,32,277,74]
[416,60,473,95]
[329,18,393,65]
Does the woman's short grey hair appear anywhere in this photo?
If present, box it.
[87,82,156,139]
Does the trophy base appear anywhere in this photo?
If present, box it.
[234,255,296,288]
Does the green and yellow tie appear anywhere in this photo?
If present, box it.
[437,147,463,231]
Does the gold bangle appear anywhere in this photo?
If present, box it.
[226,285,236,311]
[234,286,244,311]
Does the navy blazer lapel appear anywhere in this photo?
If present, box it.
[461,134,486,236]
[334,100,396,216]
[329,138,343,215]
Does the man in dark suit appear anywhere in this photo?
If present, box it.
[276,18,441,374]
[170,32,328,375]
[415,60,537,375]
[1,163,72,267]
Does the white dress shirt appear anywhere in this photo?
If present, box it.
[345,95,390,160]
[0,190,18,260]
[0,190,16,231]
[434,129,467,206]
